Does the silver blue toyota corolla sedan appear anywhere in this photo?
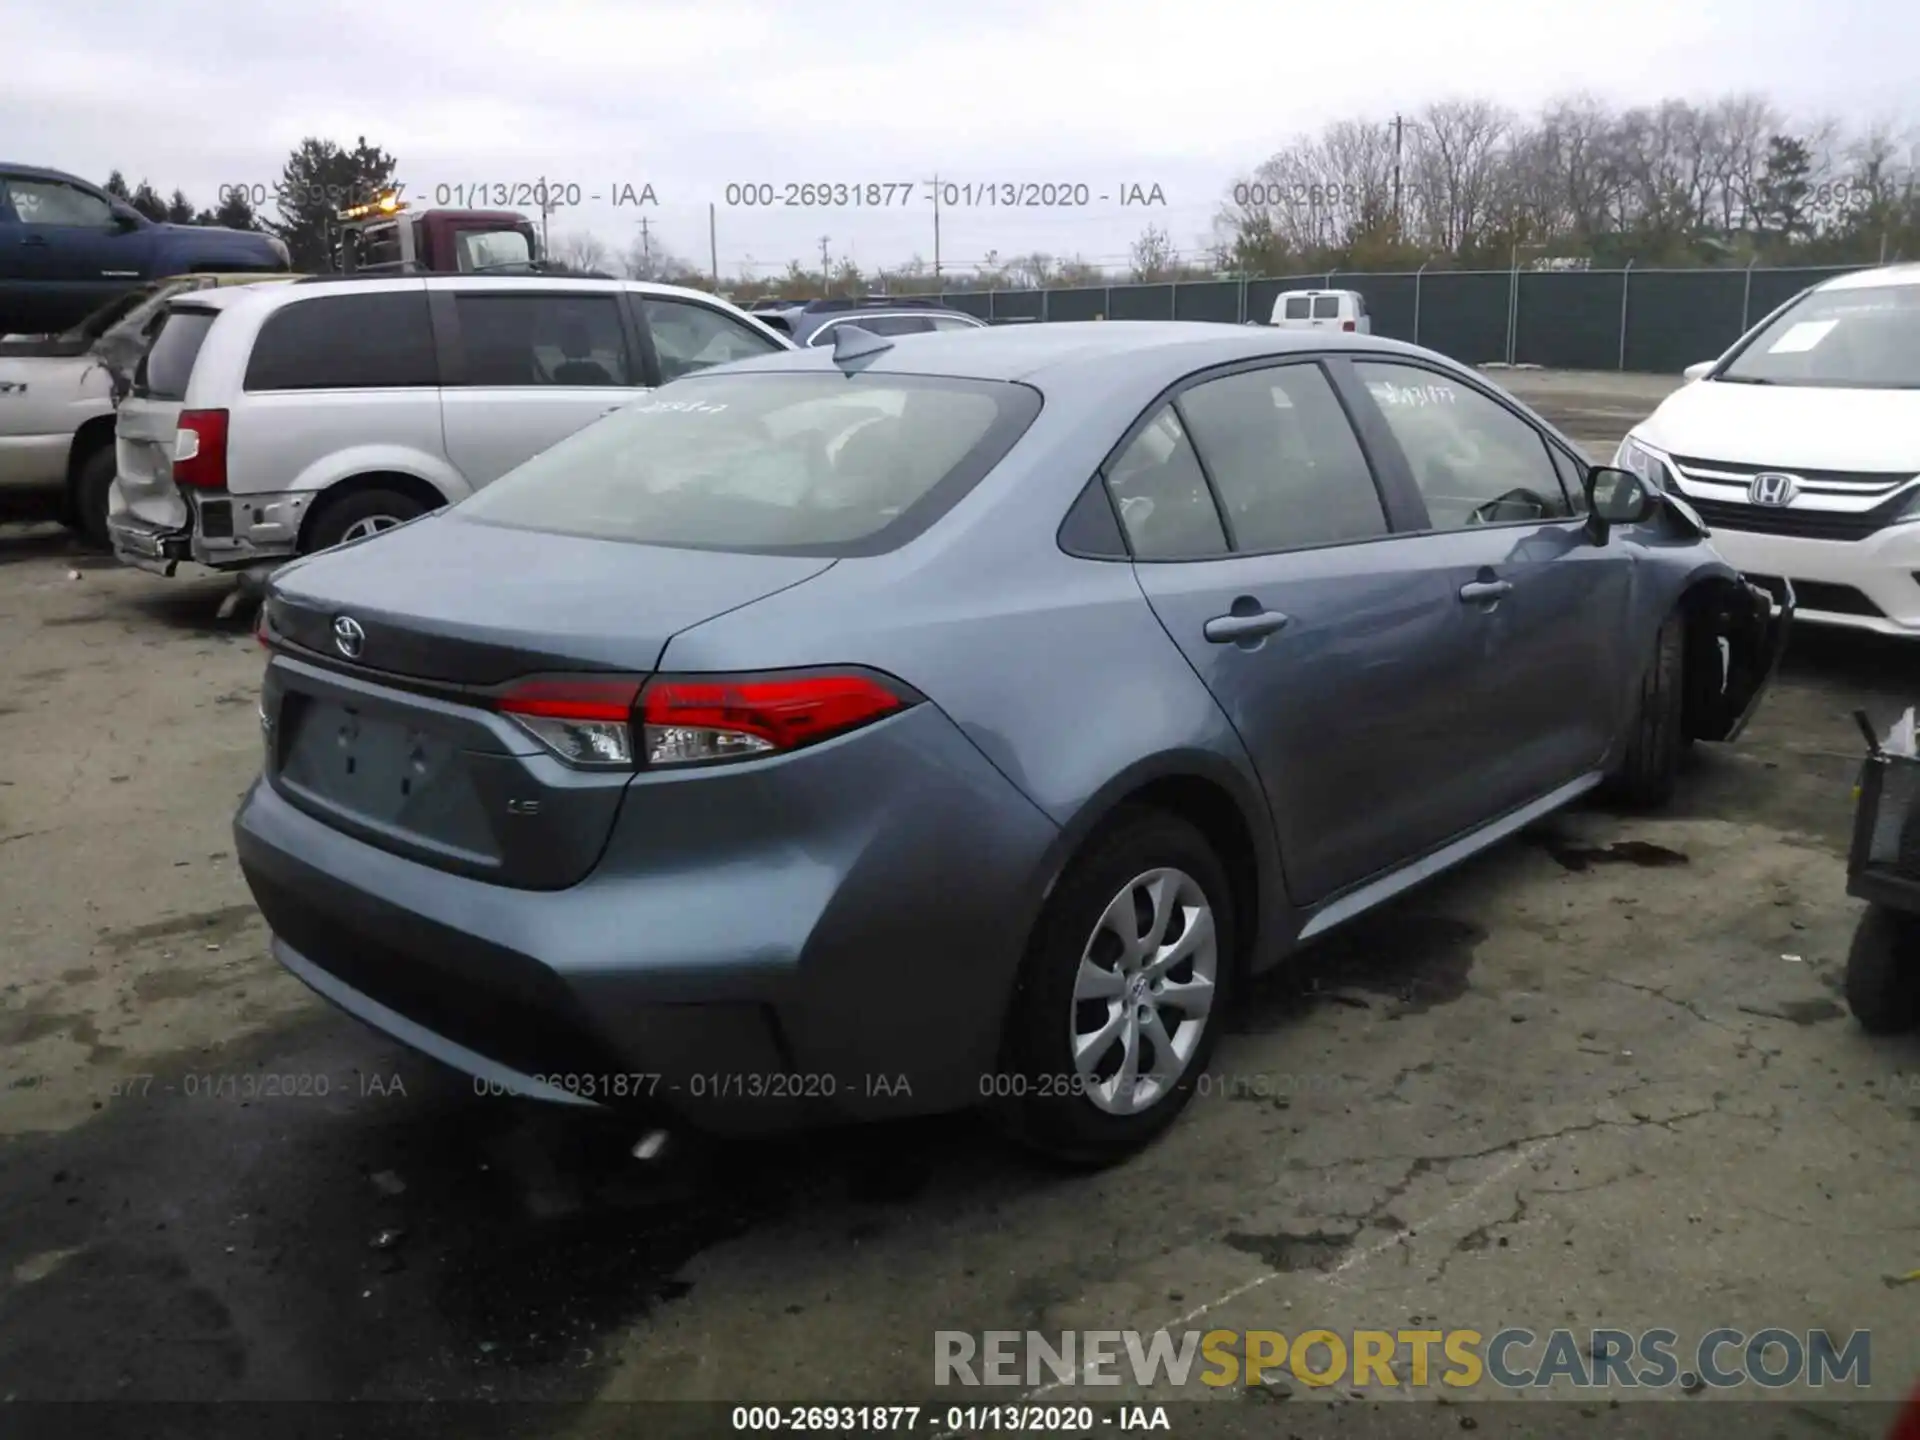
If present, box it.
[235,321,1791,1164]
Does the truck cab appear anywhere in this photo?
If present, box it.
[334,194,540,274]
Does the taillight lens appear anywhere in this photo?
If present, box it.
[492,671,911,770]
[172,409,229,490]
[497,677,643,768]
[640,673,908,767]
[1341,319,1355,332]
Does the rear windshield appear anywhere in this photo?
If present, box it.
[456,371,1043,556]
[135,307,217,401]
[1719,283,1920,388]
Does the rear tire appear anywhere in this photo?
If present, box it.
[304,488,429,554]
[1845,905,1920,1036]
[69,444,117,551]
[1607,609,1685,809]
[996,808,1235,1167]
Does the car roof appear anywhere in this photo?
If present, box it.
[706,320,1435,383]
[0,162,98,188]
[164,279,304,313]
[1818,263,1920,292]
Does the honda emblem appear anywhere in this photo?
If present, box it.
[1748,472,1800,507]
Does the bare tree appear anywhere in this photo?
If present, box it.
[1129,224,1175,281]
[549,231,613,275]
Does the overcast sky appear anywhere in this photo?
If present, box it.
[6,0,1918,279]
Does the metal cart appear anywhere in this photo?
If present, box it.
[1844,708,1920,1033]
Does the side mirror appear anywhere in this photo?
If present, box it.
[1584,466,1657,544]
[109,205,142,232]
[1682,361,1714,382]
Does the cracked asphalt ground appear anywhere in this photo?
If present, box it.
[2,370,1918,1438]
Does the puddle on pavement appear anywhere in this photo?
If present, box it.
[1304,914,1484,1017]
[1221,1228,1354,1273]
[1535,837,1691,872]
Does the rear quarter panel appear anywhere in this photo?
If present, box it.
[656,383,1292,972]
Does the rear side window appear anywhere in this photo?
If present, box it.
[453,293,633,386]
[1178,364,1386,552]
[1282,296,1311,320]
[1104,406,1228,560]
[244,291,437,391]
[1312,295,1341,319]
[931,315,982,331]
[455,372,1041,556]
[135,308,217,401]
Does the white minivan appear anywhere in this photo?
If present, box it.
[1270,288,1371,333]
[107,275,793,579]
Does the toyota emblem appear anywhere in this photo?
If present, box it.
[332,615,366,659]
[1748,472,1800,507]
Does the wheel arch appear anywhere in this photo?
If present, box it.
[1023,751,1286,989]
[63,413,119,514]
[297,471,453,552]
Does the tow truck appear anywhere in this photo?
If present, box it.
[332,191,542,274]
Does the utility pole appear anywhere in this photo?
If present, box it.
[1391,113,1404,236]
[709,202,719,286]
[638,215,652,277]
[927,173,942,282]
[819,234,832,292]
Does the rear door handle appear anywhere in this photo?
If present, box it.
[21,234,48,246]
[1204,609,1290,644]
[1458,579,1513,603]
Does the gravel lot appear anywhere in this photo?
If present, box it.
[1,369,1917,1437]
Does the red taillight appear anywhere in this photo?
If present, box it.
[640,673,908,766]
[497,677,641,722]
[1341,319,1355,332]
[172,409,229,490]
[496,676,643,767]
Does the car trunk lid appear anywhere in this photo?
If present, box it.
[260,513,835,888]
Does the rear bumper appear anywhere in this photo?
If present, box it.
[233,705,1062,1134]
[109,486,305,575]
[107,511,191,576]
[1701,524,1920,637]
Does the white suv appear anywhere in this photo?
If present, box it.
[1614,263,1920,637]
[107,275,792,577]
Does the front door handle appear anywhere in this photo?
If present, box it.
[21,234,48,246]
[1458,579,1513,604]
[1204,609,1290,644]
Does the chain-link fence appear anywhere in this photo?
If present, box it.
[895,264,1873,374]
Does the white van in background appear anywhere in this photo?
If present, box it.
[1270,289,1371,333]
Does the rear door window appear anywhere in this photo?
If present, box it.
[1312,295,1342,319]
[244,291,438,390]
[453,292,633,386]
[930,315,982,331]
[641,298,784,381]
[1282,296,1311,320]
[1177,363,1387,552]
[134,308,218,400]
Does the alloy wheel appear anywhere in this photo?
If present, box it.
[1069,866,1218,1116]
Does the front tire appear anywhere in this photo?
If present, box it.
[1845,905,1920,1035]
[1607,609,1685,808]
[304,488,429,554]
[997,808,1235,1166]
